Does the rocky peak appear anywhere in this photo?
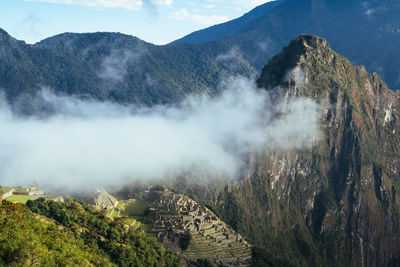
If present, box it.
[257,34,399,127]
[256,34,386,100]
[82,189,118,210]
[257,35,332,90]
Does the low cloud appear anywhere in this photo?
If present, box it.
[285,67,306,87]
[0,77,321,191]
[216,47,245,72]
[98,47,146,83]
[216,47,241,62]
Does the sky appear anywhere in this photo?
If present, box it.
[0,0,272,45]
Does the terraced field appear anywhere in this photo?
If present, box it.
[125,200,150,216]
[97,189,252,265]
[184,223,252,265]
[150,190,252,266]
[103,199,145,230]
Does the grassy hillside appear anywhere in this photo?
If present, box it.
[0,200,114,266]
[0,198,179,266]
[25,198,179,266]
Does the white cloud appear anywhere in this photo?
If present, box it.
[0,77,321,191]
[23,0,165,10]
[216,47,244,72]
[142,0,173,11]
[97,47,147,82]
[205,0,274,9]
[204,4,215,9]
[169,8,229,25]
[150,0,173,6]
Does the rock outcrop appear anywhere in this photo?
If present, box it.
[83,189,118,210]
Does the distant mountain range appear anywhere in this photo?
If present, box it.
[1,0,400,111]
[0,28,254,108]
[174,0,400,91]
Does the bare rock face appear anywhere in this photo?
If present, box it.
[214,35,400,266]
[83,189,118,210]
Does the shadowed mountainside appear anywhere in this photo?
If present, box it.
[174,0,400,91]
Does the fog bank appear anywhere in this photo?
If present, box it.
[0,77,321,190]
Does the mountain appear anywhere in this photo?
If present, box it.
[174,35,400,266]
[0,29,255,108]
[171,1,281,44]
[2,0,399,109]
[173,0,400,91]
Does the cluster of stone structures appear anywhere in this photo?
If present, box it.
[150,191,252,266]
[0,182,44,199]
[13,182,45,196]
[0,182,63,202]
[0,188,14,199]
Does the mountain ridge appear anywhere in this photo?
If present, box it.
[174,0,400,91]
[170,1,281,45]
[0,27,256,109]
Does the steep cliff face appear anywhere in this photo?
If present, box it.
[215,35,400,266]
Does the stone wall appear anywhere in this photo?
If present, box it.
[0,189,14,199]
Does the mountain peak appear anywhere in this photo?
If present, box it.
[257,34,359,95]
[288,34,331,53]
[0,28,11,42]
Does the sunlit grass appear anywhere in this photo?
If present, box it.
[5,195,40,204]
[125,200,150,217]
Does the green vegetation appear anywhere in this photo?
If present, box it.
[0,187,12,194]
[0,30,255,109]
[25,198,179,266]
[125,201,150,217]
[5,194,39,204]
[0,200,114,266]
[124,200,154,229]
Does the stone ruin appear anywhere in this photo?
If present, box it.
[149,191,252,266]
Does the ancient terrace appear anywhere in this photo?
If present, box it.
[148,190,252,266]
[0,182,63,203]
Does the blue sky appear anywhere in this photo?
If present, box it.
[0,0,272,45]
